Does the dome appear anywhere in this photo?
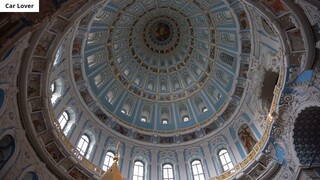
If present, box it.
[0,0,319,180]
[72,0,243,144]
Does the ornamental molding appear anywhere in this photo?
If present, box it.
[272,69,320,178]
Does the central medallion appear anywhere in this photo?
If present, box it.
[154,22,171,41]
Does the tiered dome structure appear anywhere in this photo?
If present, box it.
[0,0,319,180]
[78,0,242,141]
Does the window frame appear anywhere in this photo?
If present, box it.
[191,159,205,180]
[133,160,145,180]
[58,111,69,130]
[218,149,234,172]
[77,134,90,156]
[162,163,174,180]
[102,151,115,171]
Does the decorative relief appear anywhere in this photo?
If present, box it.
[159,151,177,162]
[269,69,320,178]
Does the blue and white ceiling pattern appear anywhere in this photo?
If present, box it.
[71,0,251,144]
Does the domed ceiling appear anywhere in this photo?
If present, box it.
[71,0,249,144]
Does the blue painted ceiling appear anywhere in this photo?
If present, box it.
[75,0,246,142]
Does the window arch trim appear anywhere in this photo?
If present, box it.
[133,160,145,180]
[191,159,205,180]
[218,148,234,172]
[162,163,175,180]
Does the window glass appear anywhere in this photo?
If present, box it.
[191,160,205,180]
[103,151,115,171]
[58,111,69,130]
[77,134,90,156]
[163,164,174,180]
[218,149,234,172]
[133,161,144,180]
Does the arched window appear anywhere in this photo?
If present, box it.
[103,151,115,171]
[50,79,63,105]
[57,107,76,135]
[58,111,69,130]
[77,134,90,156]
[163,164,174,180]
[191,160,205,180]
[133,161,145,180]
[0,135,15,171]
[218,149,234,172]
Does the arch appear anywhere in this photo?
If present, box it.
[87,32,103,44]
[194,96,208,114]
[215,68,229,86]
[178,104,190,122]
[206,84,221,102]
[57,107,76,135]
[123,65,134,77]
[76,130,97,159]
[220,52,234,66]
[102,151,115,171]
[57,110,69,131]
[134,72,145,86]
[190,159,205,180]
[133,160,145,180]
[216,11,233,24]
[162,163,174,180]
[161,107,170,125]
[147,79,155,91]
[106,86,119,104]
[218,149,234,172]
[87,50,104,68]
[121,97,135,116]
[94,71,108,88]
[220,33,236,46]
[182,72,192,85]
[0,134,15,171]
[160,80,168,91]
[171,77,180,90]
[77,134,90,156]
[238,124,257,154]
[141,105,151,123]
[50,78,64,105]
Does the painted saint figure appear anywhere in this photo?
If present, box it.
[238,124,257,153]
